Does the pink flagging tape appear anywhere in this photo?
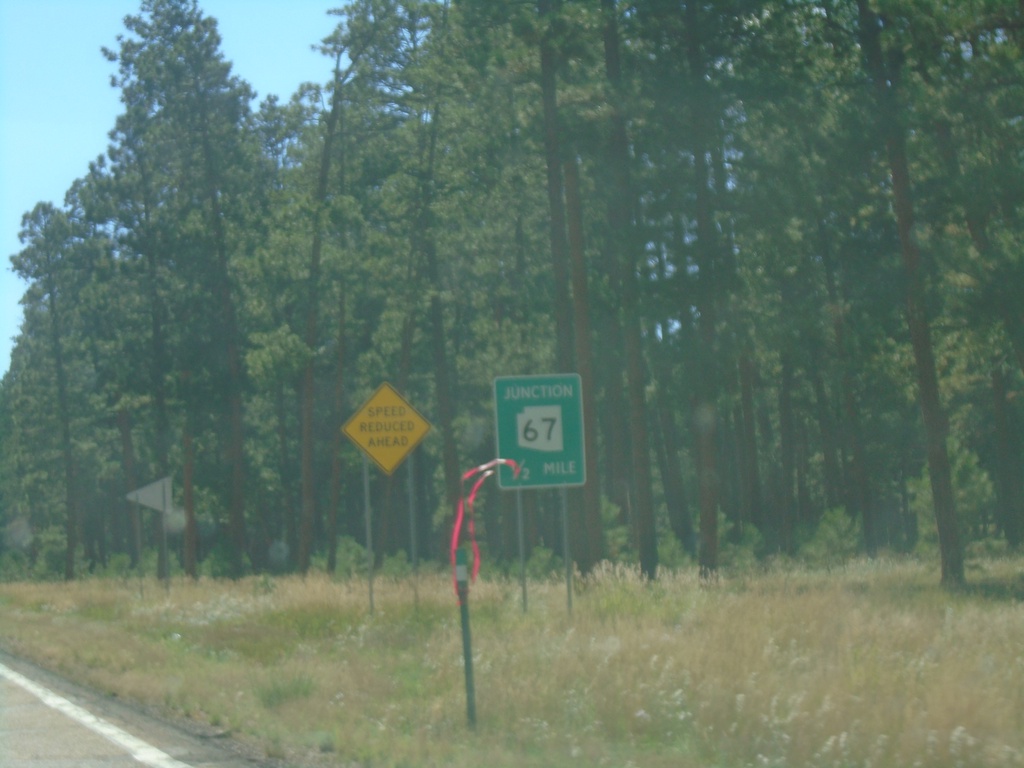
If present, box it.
[450,458,520,596]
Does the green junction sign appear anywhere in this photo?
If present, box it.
[493,373,585,489]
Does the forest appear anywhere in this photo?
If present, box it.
[1,0,1021,587]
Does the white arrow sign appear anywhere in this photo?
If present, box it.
[127,476,185,535]
[126,476,171,512]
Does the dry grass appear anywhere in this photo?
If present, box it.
[1,556,1023,768]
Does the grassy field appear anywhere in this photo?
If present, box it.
[1,556,1022,768]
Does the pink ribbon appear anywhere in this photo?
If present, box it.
[450,458,520,595]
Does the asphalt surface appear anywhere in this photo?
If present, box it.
[0,652,271,768]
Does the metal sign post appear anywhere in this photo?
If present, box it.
[455,548,476,728]
[408,453,418,607]
[342,383,432,614]
[448,459,515,727]
[126,476,175,592]
[517,489,526,613]
[362,455,374,614]
[561,487,572,615]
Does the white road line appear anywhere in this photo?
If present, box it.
[0,661,193,768]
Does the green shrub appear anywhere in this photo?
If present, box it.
[656,529,693,569]
[31,525,82,580]
[200,542,250,578]
[525,544,560,579]
[0,549,30,582]
[256,673,315,709]
[908,438,996,546]
[328,536,368,580]
[380,549,412,578]
[798,507,861,568]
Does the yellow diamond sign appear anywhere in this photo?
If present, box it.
[343,382,431,474]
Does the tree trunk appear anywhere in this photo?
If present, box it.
[135,148,172,496]
[809,345,842,514]
[411,73,461,534]
[299,57,345,573]
[44,270,77,581]
[738,350,763,533]
[428,291,461,530]
[821,223,872,538]
[117,407,143,568]
[328,86,352,574]
[128,152,173,576]
[857,0,963,586]
[271,381,297,569]
[654,349,695,555]
[602,0,657,577]
[563,157,603,573]
[182,413,198,578]
[192,75,247,577]
[693,397,718,580]
[378,312,417,558]
[624,300,657,579]
[991,363,1024,548]
[778,353,797,555]
[327,288,347,574]
[685,0,719,581]
[596,0,632,526]
[538,0,575,374]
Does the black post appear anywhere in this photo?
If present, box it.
[456,548,477,728]
[517,489,527,613]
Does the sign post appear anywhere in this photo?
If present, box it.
[494,374,585,613]
[455,548,476,728]
[343,383,431,613]
[126,476,174,592]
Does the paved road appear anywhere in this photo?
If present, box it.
[0,654,267,768]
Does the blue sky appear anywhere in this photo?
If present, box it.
[0,0,339,376]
